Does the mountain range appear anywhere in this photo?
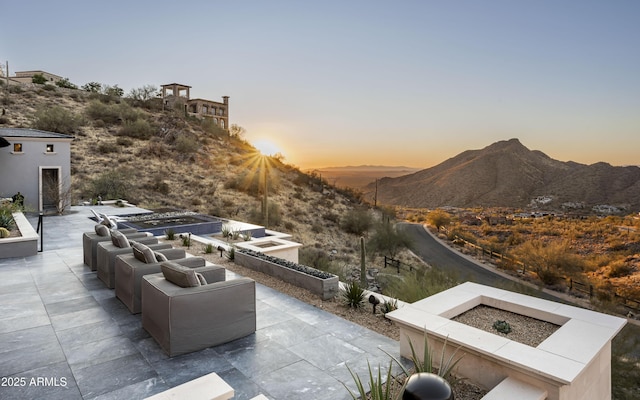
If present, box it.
[364,139,640,211]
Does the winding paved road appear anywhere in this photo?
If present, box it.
[398,222,568,303]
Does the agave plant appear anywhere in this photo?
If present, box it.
[341,281,366,309]
[386,332,464,385]
[343,359,406,400]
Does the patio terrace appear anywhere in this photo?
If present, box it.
[0,206,403,400]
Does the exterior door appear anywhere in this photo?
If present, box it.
[40,167,60,212]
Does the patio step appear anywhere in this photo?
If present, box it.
[144,372,233,400]
[481,376,547,400]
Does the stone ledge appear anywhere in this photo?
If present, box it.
[482,376,547,400]
[0,212,38,259]
[144,372,233,400]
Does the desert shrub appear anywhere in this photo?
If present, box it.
[8,85,23,94]
[226,246,235,260]
[512,240,585,285]
[147,174,170,195]
[90,168,132,200]
[139,140,170,158]
[383,268,457,303]
[86,100,139,125]
[299,248,332,272]
[204,243,214,254]
[612,324,640,400]
[0,227,10,238]
[32,73,47,84]
[164,228,175,240]
[118,119,154,139]
[323,212,340,223]
[116,137,133,146]
[311,222,323,233]
[180,234,191,247]
[341,281,365,309]
[32,106,81,133]
[607,259,633,278]
[174,135,199,154]
[85,100,121,124]
[201,118,228,137]
[341,208,373,235]
[0,209,15,230]
[427,209,451,231]
[96,142,119,154]
[0,116,8,124]
[368,220,412,258]
[284,221,294,231]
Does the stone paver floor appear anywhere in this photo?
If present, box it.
[0,206,404,400]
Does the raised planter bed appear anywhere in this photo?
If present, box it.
[235,249,339,300]
[0,212,38,259]
[387,282,627,400]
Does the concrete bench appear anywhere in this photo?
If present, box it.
[482,376,547,400]
[144,372,233,400]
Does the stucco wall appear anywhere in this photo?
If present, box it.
[0,137,71,212]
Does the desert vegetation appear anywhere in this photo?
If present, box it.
[421,209,640,306]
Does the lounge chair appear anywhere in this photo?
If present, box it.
[82,224,151,270]
[115,244,214,314]
[96,231,170,288]
[142,261,256,357]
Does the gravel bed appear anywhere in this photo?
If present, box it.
[452,305,561,347]
[174,241,489,399]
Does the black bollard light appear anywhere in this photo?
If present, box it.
[403,373,454,400]
[368,294,380,314]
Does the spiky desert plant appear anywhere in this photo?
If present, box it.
[342,281,365,309]
[344,359,405,400]
[0,227,10,238]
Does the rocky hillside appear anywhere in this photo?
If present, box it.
[0,83,377,266]
[366,138,640,212]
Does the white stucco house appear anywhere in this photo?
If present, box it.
[0,128,73,213]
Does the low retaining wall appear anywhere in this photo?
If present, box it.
[235,251,339,300]
[0,212,38,259]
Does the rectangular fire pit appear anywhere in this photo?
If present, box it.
[386,282,627,400]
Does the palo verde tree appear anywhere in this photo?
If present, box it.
[128,84,158,101]
[427,209,451,231]
[368,218,412,259]
[82,82,102,93]
[56,78,77,89]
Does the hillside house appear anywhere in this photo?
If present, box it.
[0,128,73,213]
[161,83,229,130]
[11,70,64,85]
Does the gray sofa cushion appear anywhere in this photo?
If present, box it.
[132,242,156,263]
[95,224,110,236]
[155,251,169,262]
[110,230,130,248]
[161,261,201,288]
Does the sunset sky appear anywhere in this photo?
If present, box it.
[3,1,639,170]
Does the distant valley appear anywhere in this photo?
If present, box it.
[306,165,420,189]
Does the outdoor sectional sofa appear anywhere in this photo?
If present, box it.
[142,262,256,357]
[82,224,152,271]
[96,231,171,288]
[115,246,212,314]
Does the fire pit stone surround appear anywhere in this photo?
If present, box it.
[386,282,627,400]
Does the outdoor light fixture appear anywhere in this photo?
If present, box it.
[217,245,225,257]
[368,294,380,314]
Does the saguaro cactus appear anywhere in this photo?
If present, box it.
[360,236,366,288]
